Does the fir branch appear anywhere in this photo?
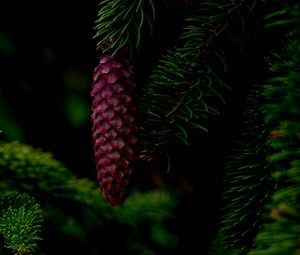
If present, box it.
[0,192,43,255]
[249,3,300,253]
[114,190,177,224]
[139,0,247,148]
[0,141,75,197]
[263,1,300,29]
[216,86,273,253]
[249,203,300,255]
[0,141,177,237]
[93,0,163,57]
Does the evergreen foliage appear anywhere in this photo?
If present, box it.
[0,192,43,255]
[216,86,273,253]
[92,0,300,253]
[139,1,246,148]
[0,141,177,254]
[248,3,300,253]
[1,0,300,254]
[93,0,164,57]
[213,1,300,254]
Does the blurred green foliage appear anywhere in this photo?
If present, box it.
[0,141,178,255]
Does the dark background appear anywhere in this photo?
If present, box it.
[0,1,98,177]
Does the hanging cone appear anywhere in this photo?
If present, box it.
[91,53,139,205]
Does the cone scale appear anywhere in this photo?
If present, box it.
[91,54,138,205]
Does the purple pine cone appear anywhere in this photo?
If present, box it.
[91,54,139,205]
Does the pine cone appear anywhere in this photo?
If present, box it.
[91,54,139,205]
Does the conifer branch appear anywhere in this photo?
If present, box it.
[263,1,300,29]
[93,0,163,57]
[248,2,300,253]
[139,0,248,150]
[114,190,177,224]
[0,141,74,197]
[216,86,273,253]
[0,141,177,241]
[0,192,43,255]
[249,51,300,253]
[215,3,300,253]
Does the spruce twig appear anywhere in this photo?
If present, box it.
[139,0,249,152]
[0,192,43,255]
[249,2,300,253]
[216,86,273,253]
[93,0,164,57]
